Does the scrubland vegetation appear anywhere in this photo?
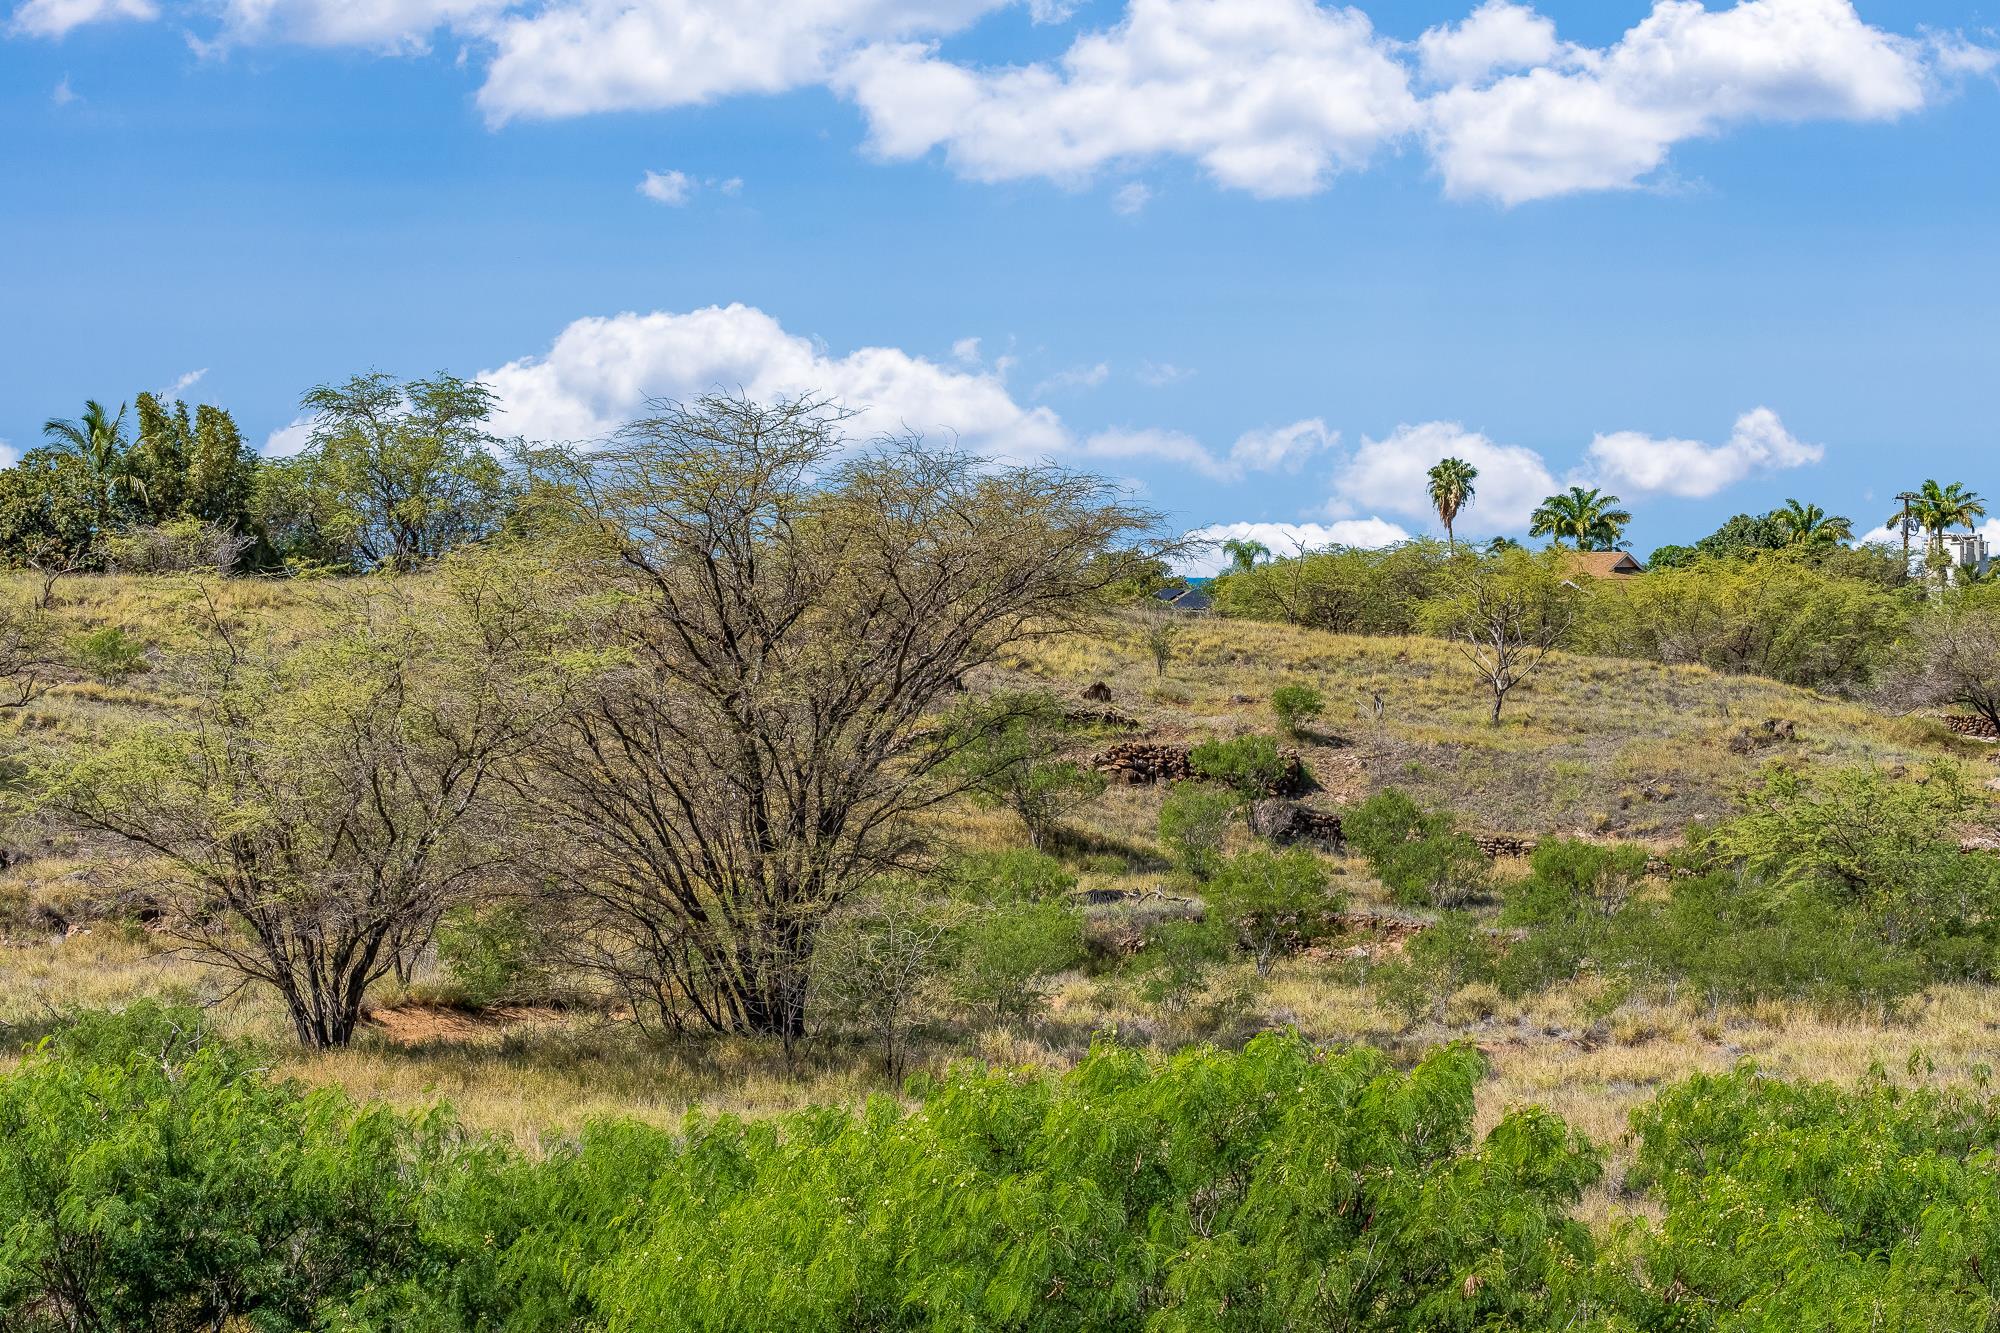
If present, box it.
[8,387,2000,1328]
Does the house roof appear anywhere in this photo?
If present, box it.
[1155,584,1213,612]
[1562,551,1644,578]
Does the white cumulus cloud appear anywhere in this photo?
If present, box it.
[1415,0,1560,86]
[1177,518,1412,575]
[1425,0,1936,204]
[477,303,1071,461]
[1586,406,1823,498]
[11,0,156,38]
[837,0,1422,198]
[1331,420,1557,531]
[638,168,695,204]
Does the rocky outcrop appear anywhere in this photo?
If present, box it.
[1248,798,1343,849]
[1082,681,1113,703]
[1091,742,1196,785]
[1946,714,2000,739]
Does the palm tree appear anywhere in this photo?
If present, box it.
[1426,457,1478,550]
[1221,537,1270,573]
[1528,486,1631,551]
[1902,480,1986,554]
[1774,499,1852,547]
[42,399,145,517]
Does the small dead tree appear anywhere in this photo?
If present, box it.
[812,887,962,1078]
[517,394,1160,1040]
[38,566,581,1047]
[0,598,63,710]
[1421,547,1582,725]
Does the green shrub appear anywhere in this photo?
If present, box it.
[943,848,1077,904]
[1188,733,1295,798]
[68,625,147,679]
[948,899,1087,1022]
[1206,847,1343,975]
[1269,682,1325,738]
[1158,781,1239,882]
[0,1005,437,1333]
[1132,916,1235,1017]
[1342,789,1487,908]
[947,691,1107,849]
[1370,912,1500,1025]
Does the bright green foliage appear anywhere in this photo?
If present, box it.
[587,1034,1598,1333]
[66,625,147,679]
[1269,682,1325,737]
[132,392,260,536]
[0,449,99,572]
[271,372,514,572]
[1528,485,1630,550]
[1343,789,1486,908]
[437,901,550,1006]
[1188,733,1293,798]
[1207,539,1456,635]
[943,848,1078,903]
[0,1005,439,1333]
[1158,781,1240,882]
[1579,550,1910,692]
[1605,1063,2000,1330]
[948,899,1088,1022]
[1706,763,2000,968]
[1206,847,1343,974]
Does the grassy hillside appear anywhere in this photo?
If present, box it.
[4,572,1999,1223]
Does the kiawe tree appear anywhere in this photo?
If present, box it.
[37,558,585,1048]
[1421,546,1584,724]
[515,394,1158,1039]
[1425,456,1478,549]
[282,372,514,571]
[1529,485,1631,551]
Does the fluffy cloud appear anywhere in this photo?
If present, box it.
[1586,407,1822,498]
[1425,0,1935,203]
[478,303,1070,460]
[838,0,1420,198]
[1331,420,1557,531]
[1077,418,1332,481]
[476,0,1006,122]
[638,168,694,204]
[11,0,155,38]
[212,0,506,49]
[1415,0,1559,86]
[1177,518,1412,575]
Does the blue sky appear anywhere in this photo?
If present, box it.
[3,0,1996,568]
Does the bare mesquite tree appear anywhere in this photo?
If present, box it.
[38,564,583,1047]
[1421,547,1583,725]
[519,395,1158,1039]
[1877,596,2000,732]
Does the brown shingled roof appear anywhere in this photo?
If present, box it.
[1563,551,1645,578]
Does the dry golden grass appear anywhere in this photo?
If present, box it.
[6,573,1999,1191]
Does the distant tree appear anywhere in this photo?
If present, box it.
[1774,499,1853,547]
[0,449,98,567]
[1269,682,1325,738]
[1207,847,1343,975]
[1421,546,1584,724]
[1143,610,1179,676]
[1159,782,1239,882]
[1221,537,1269,573]
[41,399,144,522]
[132,392,260,536]
[1529,486,1631,551]
[1425,457,1478,550]
[1900,480,1986,570]
[291,372,513,571]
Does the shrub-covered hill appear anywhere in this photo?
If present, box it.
[991,608,1983,840]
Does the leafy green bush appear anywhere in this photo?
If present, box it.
[943,848,1078,904]
[0,1005,437,1333]
[1189,733,1295,798]
[947,691,1108,849]
[68,625,147,679]
[1269,682,1325,738]
[948,899,1088,1022]
[1158,781,1239,882]
[1603,1063,2000,1329]
[1342,789,1487,908]
[1369,913,1500,1025]
[1131,916,1236,1018]
[1206,847,1344,974]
